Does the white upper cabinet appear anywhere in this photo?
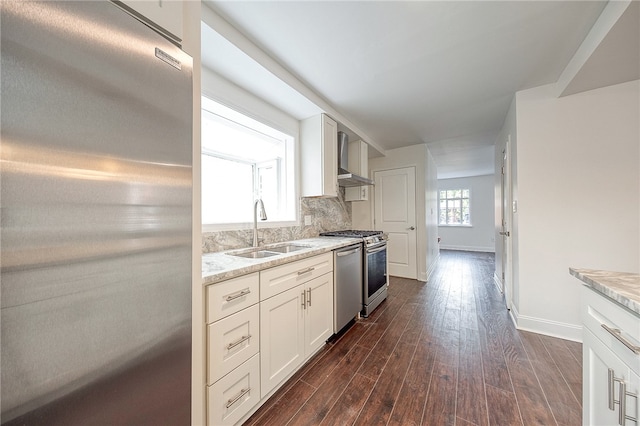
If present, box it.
[300,114,338,198]
[118,1,183,43]
[345,140,369,202]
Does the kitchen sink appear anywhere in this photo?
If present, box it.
[227,249,282,259]
[227,249,280,259]
[266,244,310,254]
[226,243,310,259]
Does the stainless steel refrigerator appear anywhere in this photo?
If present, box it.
[1,1,192,424]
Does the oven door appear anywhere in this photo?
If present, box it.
[365,242,387,303]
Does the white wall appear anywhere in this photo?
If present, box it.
[438,175,496,253]
[510,79,639,341]
[353,144,439,282]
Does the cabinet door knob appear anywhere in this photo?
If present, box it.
[408,226,415,230]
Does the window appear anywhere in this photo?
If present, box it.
[439,189,471,225]
[201,96,295,227]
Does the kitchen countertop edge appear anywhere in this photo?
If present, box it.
[202,237,361,286]
[569,267,640,316]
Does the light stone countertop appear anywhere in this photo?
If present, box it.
[202,237,361,286]
[570,268,640,316]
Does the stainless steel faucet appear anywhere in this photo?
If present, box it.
[253,199,267,247]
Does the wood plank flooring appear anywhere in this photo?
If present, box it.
[245,250,582,426]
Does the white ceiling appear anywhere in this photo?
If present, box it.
[201,1,637,179]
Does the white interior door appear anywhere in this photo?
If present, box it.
[374,167,417,279]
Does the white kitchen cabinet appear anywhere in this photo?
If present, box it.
[206,273,259,323]
[345,140,369,202]
[259,272,334,397]
[118,1,183,42]
[304,272,334,355]
[205,273,261,425]
[300,114,338,198]
[206,253,335,425]
[260,252,333,300]
[581,286,639,426]
[259,284,305,396]
[207,354,260,426]
[207,304,260,385]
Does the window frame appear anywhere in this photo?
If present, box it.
[438,188,472,227]
[201,96,299,232]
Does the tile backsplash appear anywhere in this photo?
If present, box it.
[202,190,352,253]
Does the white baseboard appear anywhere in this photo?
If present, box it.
[439,245,495,253]
[510,305,582,343]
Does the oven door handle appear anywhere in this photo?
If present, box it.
[367,245,387,254]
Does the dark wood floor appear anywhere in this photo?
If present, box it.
[245,250,583,426]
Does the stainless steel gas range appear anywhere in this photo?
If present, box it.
[320,230,388,317]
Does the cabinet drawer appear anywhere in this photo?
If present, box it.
[260,253,333,300]
[208,304,260,385]
[582,286,640,374]
[207,354,260,426]
[207,273,259,323]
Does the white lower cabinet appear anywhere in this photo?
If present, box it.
[205,273,260,425]
[207,354,260,426]
[582,286,639,426]
[206,253,335,425]
[260,285,305,396]
[304,272,334,356]
[260,272,334,396]
[208,304,260,385]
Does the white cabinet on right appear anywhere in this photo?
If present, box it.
[581,286,639,426]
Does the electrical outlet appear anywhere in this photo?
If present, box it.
[304,215,312,226]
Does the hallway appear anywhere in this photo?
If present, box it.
[245,250,582,425]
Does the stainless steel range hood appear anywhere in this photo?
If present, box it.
[337,131,374,187]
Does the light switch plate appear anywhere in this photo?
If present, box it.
[304,215,312,226]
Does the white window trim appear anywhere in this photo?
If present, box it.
[438,188,472,226]
[201,94,300,231]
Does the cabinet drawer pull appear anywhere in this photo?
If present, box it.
[226,335,251,350]
[224,288,251,302]
[602,324,640,355]
[297,267,315,276]
[226,387,251,408]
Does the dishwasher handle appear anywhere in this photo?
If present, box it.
[336,247,362,257]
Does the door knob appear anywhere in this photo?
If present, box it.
[408,226,415,230]
[499,231,510,236]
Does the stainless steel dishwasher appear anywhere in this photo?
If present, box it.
[333,243,363,333]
